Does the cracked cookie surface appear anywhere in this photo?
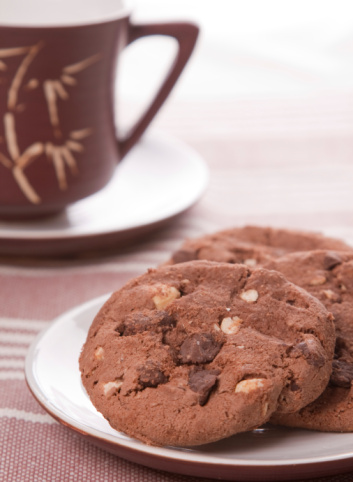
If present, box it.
[79,260,334,446]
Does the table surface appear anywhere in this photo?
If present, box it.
[3,2,353,480]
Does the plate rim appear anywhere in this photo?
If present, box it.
[25,294,353,480]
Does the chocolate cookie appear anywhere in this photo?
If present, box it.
[169,226,352,267]
[263,250,353,431]
[79,260,334,446]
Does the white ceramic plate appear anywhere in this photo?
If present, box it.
[25,295,353,481]
[0,132,209,256]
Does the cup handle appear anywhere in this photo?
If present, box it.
[117,21,199,159]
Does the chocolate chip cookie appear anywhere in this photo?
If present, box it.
[264,250,353,431]
[79,260,334,446]
[169,226,352,267]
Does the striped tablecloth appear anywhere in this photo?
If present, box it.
[2,94,353,482]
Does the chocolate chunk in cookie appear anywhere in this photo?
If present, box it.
[323,252,343,270]
[179,333,222,364]
[294,341,326,368]
[121,310,176,336]
[330,360,353,388]
[188,368,220,406]
[138,362,169,388]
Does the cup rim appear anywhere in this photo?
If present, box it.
[0,0,133,29]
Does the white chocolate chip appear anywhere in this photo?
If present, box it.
[152,285,181,309]
[103,379,123,397]
[240,289,259,303]
[235,378,265,394]
[244,258,257,267]
[213,323,221,332]
[309,275,326,286]
[94,346,104,360]
[221,316,243,334]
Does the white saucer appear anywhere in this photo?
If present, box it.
[25,295,353,481]
[0,132,208,256]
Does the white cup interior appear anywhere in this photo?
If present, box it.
[0,0,131,27]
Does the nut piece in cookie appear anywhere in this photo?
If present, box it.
[220,316,242,335]
[152,284,180,309]
[240,289,258,303]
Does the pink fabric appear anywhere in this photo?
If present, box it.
[2,95,353,481]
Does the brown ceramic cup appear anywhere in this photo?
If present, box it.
[0,1,199,219]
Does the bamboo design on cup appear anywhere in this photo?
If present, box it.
[0,43,100,204]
